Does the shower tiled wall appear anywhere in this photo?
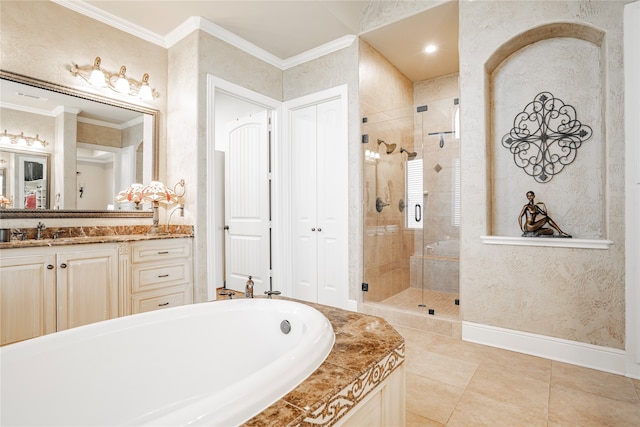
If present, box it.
[360,40,414,302]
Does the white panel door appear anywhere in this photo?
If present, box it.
[316,98,347,308]
[291,105,319,303]
[224,111,271,295]
[290,96,347,309]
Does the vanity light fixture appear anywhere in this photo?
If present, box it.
[0,129,48,147]
[71,56,159,101]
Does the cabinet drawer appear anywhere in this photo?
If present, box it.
[131,288,191,314]
[131,240,191,264]
[131,263,190,292]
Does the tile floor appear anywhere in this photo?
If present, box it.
[398,325,640,426]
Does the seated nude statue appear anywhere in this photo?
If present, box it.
[518,191,571,237]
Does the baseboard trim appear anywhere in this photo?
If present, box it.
[347,299,358,312]
[462,321,627,376]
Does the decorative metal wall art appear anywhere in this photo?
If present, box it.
[502,92,592,183]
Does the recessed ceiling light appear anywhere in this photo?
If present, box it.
[424,44,438,54]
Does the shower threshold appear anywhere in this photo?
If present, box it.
[360,288,461,338]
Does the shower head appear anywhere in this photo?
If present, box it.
[377,139,397,154]
[400,147,417,159]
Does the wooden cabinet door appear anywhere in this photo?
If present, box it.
[0,252,56,345]
[56,245,118,331]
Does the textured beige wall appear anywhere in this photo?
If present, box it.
[460,0,626,349]
[491,37,603,238]
[77,122,122,148]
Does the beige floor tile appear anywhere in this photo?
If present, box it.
[406,410,445,427]
[404,345,478,389]
[552,361,639,403]
[465,362,550,411]
[548,383,640,426]
[447,390,548,427]
[406,374,464,424]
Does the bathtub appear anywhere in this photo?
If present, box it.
[0,299,335,426]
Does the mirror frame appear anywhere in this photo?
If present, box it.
[0,70,158,219]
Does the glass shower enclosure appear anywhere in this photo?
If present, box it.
[362,96,460,319]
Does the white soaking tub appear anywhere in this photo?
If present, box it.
[0,299,335,426]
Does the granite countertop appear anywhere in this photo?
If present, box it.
[243,299,405,426]
[0,225,194,249]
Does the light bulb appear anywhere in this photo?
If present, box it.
[89,69,106,87]
[114,65,130,93]
[88,57,107,87]
[138,83,153,100]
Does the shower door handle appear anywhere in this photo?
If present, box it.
[415,204,422,222]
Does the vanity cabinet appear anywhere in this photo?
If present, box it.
[127,238,193,314]
[0,244,118,345]
[0,237,193,345]
[55,245,119,331]
[0,253,56,345]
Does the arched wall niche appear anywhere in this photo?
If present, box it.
[485,22,607,239]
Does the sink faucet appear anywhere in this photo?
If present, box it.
[36,222,46,240]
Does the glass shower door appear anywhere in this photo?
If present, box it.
[415,96,461,317]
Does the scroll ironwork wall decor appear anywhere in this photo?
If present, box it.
[501,92,593,183]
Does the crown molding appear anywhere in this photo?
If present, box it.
[281,35,357,69]
[0,101,55,117]
[52,0,167,47]
[54,1,356,71]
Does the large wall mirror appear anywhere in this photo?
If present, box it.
[0,70,158,218]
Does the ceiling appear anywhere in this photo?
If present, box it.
[72,0,460,83]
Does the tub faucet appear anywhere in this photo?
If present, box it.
[264,290,281,299]
[36,222,46,240]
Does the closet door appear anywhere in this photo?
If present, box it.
[316,98,347,308]
[291,105,319,303]
[290,96,347,309]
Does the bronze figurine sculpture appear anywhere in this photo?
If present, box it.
[518,191,571,238]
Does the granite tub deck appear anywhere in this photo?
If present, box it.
[0,225,194,248]
[241,299,405,426]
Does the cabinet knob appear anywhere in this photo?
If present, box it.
[59,263,67,269]
[311,228,316,231]
[47,264,54,270]
[317,228,322,232]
